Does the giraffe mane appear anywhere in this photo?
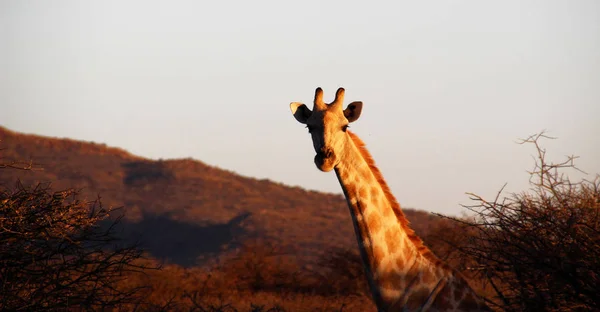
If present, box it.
[347,131,444,266]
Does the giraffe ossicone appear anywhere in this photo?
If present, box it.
[289,87,490,312]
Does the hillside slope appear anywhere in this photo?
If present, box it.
[0,126,442,267]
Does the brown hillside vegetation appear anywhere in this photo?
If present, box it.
[0,173,378,311]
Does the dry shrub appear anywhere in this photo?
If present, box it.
[218,241,304,294]
[0,181,154,310]
[314,248,369,297]
[434,132,600,311]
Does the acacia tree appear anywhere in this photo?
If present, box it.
[0,174,152,310]
[434,132,600,311]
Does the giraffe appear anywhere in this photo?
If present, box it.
[288,87,490,312]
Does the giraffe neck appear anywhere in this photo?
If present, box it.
[334,132,450,310]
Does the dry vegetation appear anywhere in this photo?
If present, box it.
[429,133,600,311]
[2,127,598,311]
[0,181,154,310]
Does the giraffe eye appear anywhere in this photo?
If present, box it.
[342,125,349,132]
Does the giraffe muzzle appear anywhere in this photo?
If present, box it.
[314,148,336,172]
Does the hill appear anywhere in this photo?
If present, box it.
[0,126,443,267]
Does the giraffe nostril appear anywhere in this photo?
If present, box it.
[318,148,333,159]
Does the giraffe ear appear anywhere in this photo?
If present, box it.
[344,101,363,123]
[290,102,312,124]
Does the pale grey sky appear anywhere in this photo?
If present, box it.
[2,1,599,215]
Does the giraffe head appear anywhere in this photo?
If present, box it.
[289,87,363,172]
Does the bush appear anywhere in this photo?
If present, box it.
[0,180,152,310]
[435,132,600,311]
[315,248,369,297]
[218,241,303,294]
